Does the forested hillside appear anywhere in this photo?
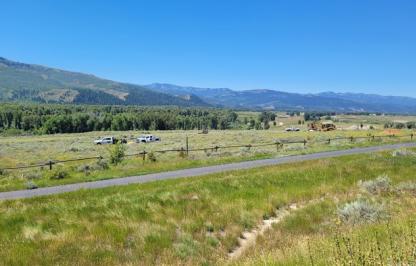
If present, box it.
[0,57,208,106]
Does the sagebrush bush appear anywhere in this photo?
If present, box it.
[25,181,38,190]
[47,167,70,179]
[23,172,41,179]
[174,234,199,259]
[77,164,91,176]
[359,175,391,194]
[396,181,416,193]
[338,199,385,225]
[94,159,109,170]
[392,149,415,157]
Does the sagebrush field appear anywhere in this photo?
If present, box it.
[0,122,414,192]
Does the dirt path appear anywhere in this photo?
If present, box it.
[228,199,322,260]
[0,142,415,200]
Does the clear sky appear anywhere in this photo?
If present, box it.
[1,0,415,96]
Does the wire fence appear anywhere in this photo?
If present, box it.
[1,133,414,171]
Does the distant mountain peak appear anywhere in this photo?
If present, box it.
[145,83,416,114]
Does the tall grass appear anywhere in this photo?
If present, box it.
[0,151,416,265]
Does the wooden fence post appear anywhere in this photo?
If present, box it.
[48,160,53,170]
[411,133,414,140]
[142,150,146,162]
[186,136,189,156]
[350,136,354,143]
[303,140,307,147]
[327,138,331,144]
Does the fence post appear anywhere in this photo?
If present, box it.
[350,136,354,143]
[327,138,331,144]
[142,150,146,162]
[411,133,414,140]
[186,136,189,156]
[48,160,53,170]
[303,139,307,147]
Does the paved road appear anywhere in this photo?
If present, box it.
[1,142,415,201]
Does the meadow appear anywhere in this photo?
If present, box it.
[0,147,415,265]
[0,112,415,192]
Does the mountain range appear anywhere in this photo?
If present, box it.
[145,83,416,114]
[1,57,416,113]
[0,57,206,106]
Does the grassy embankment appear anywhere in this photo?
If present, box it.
[0,147,415,265]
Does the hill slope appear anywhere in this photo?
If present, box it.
[146,83,416,113]
[0,57,208,106]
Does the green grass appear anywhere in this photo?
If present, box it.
[0,128,414,192]
[1,148,416,265]
[234,157,416,265]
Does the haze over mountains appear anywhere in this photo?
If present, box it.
[1,57,416,113]
[146,83,416,114]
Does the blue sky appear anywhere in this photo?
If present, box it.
[1,0,415,96]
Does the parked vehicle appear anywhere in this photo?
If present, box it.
[285,127,300,132]
[94,136,116,145]
[308,121,336,131]
[136,134,161,143]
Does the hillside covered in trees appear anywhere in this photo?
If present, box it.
[0,57,207,107]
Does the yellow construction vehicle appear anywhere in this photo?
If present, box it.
[308,121,336,131]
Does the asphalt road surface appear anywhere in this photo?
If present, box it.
[1,142,415,201]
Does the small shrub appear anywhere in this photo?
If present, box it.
[148,152,157,162]
[174,234,199,259]
[392,149,415,157]
[359,175,391,194]
[26,181,38,190]
[178,150,187,158]
[23,172,41,180]
[47,167,70,179]
[205,223,214,233]
[77,164,91,176]
[240,210,256,229]
[110,143,126,165]
[93,159,109,170]
[206,236,219,247]
[338,199,385,225]
[396,181,416,193]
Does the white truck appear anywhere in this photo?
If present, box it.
[136,134,161,143]
[94,136,116,145]
[285,127,300,132]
